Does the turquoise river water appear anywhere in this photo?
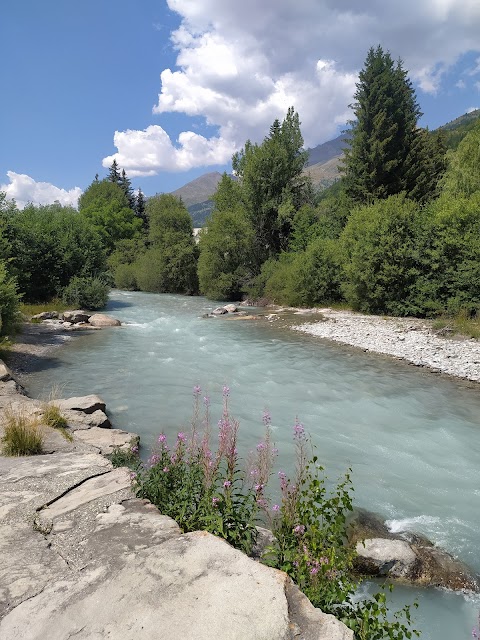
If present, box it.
[23,291,480,639]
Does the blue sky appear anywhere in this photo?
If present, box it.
[1,0,480,208]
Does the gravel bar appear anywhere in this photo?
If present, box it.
[293,309,480,383]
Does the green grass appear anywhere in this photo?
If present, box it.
[41,402,73,442]
[1,409,44,456]
[20,298,71,318]
[432,310,480,340]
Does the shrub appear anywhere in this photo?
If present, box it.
[1,409,44,456]
[134,386,274,555]
[62,276,109,310]
[133,388,420,639]
[0,262,21,335]
[108,443,140,470]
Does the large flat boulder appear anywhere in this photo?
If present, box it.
[72,427,138,454]
[63,408,111,430]
[58,395,106,414]
[0,522,352,640]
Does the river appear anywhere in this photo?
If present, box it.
[23,291,480,639]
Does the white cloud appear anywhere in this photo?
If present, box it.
[466,106,479,113]
[102,125,235,176]
[104,0,480,175]
[0,172,82,209]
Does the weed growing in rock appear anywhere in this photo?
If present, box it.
[135,387,419,639]
[1,408,44,456]
[41,387,72,442]
[108,443,141,470]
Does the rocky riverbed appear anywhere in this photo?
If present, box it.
[290,309,480,383]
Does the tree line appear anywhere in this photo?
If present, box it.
[0,45,479,336]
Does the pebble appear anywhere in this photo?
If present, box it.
[293,310,480,383]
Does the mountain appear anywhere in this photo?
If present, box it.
[171,171,223,208]
[437,109,480,150]
[170,109,480,225]
[305,134,344,167]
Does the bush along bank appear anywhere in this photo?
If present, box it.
[133,386,420,640]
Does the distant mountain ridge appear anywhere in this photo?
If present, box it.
[170,108,480,226]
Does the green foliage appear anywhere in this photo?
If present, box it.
[3,202,107,302]
[42,403,68,430]
[134,187,147,228]
[438,108,480,150]
[127,194,199,295]
[1,409,44,456]
[232,107,312,268]
[78,180,142,253]
[198,176,255,300]
[108,443,140,470]
[135,390,420,639]
[413,193,480,315]
[0,262,20,335]
[343,46,445,205]
[340,195,425,315]
[108,238,147,290]
[62,276,109,310]
[134,390,266,555]
[256,239,342,307]
[134,243,198,295]
[265,430,419,640]
[441,120,480,198]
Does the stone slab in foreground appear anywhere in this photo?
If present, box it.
[1,508,352,640]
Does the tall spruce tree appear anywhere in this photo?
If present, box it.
[343,46,424,203]
[108,159,121,186]
[120,169,135,210]
[135,188,147,228]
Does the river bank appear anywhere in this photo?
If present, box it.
[282,308,480,384]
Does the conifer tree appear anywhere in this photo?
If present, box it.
[108,159,121,186]
[343,46,424,203]
[120,169,135,210]
[135,188,147,228]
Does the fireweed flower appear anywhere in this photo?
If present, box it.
[293,524,306,535]
[158,433,167,444]
[163,467,169,473]
[212,496,219,506]
[223,480,232,488]
[254,483,264,492]
[130,445,139,453]
[193,385,201,396]
[203,395,210,407]
[310,566,319,575]
[262,410,271,426]
[222,385,230,397]
[293,418,305,439]
[177,432,186,442]
[149,454,160,466]
[256,442,266,451]
[272,504,280,512]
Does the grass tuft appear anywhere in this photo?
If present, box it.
[20,298,71,318]
[432,310,480,340]
[1,408,44,456]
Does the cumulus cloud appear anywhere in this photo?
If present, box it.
[104,0,480,174]
[0,171,82,209]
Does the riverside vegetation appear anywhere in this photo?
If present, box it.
[0,46,479,338]
[125,386,419,640]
